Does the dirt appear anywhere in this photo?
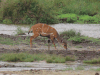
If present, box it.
[0,70,100,75]
[0,34,100,75]
[0,34,100,61]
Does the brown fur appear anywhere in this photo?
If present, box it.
[28,23,67,50]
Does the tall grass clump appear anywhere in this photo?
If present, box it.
[15,26,24,35]
[0,53,75,63]
[60,29,81,39]
[60,29,100,44]
[83,58,100,64]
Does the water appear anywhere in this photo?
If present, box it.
[0,23,100,38]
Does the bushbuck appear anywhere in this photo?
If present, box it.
[28,23,67,50]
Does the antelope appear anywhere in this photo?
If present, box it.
[28,23,67,50]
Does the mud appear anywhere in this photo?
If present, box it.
[0,34,100,61]
[0,34,100,74]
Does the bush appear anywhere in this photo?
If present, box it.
[79,15,97,23]
[0,0,57,24]
[68,36,83,44]
[0,0,100,24]
[62,0,98,16]
[3,18,12,24]
[60,29,81,39]
[15,26,24,35]
[57,14,78,23]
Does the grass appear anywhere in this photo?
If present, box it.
[0,53,75,63]
[63,68,73,71]
[83,58,100,64]
[57,14,100,24]
[0,0,100,24]
[75,66,84,70]
[75,46,82,48]
[91,68,100,71]
[60,29,100,45]
[15,26,25,35]
[60,29,81,39]
[0,37,19,45]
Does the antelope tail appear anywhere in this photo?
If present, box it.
[28,28,33,34]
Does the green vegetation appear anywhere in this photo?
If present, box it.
[0,53,75,63]
[1,29,100,46]
[91,68,100,71]
[63,68,73,71]
[60,29,81,39]
[57,13,78,23]
[75,45,82,48]
[3,18,12,24]
[57,14,100,24]
[0,37,19,45]
[15,26,24,35]
[75,66,84,70]
[0,0,100,24]
[60,29,100,45]
[83,58,100,64]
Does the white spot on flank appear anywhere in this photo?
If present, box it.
[50,33,53,34]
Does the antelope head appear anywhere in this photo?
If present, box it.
[61,40,67,50]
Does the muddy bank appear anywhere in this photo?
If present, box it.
[0,48,100,61]
[0,34,100,61]
[0,70,100,75]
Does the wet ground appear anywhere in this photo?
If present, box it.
[0,24,100,75]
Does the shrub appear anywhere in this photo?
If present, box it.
[0,0,100,24]
[3,18,12,24]
[57,13,78,23]
[79,15,93,23]
[68,36,83,44]
[15,26,24,35]
[62,0,98,16]
[0,0,57,24]
[60,29,81,39]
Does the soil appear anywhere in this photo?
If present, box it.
[0,70,100,75]
[0,34,100,61]
[0,34,100,75]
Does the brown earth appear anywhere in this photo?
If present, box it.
[0,34,100,75]
[0,70,100,75]
[0,34,100,61]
